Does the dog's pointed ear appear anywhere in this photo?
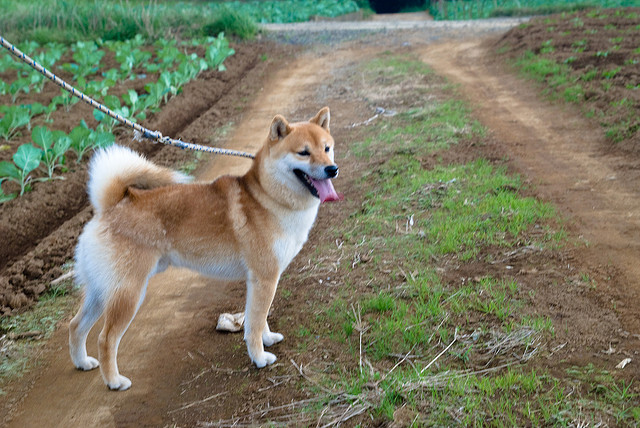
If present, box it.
[269,115,291,142]
[309,107,330,133]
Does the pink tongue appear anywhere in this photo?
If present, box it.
[310,178,343,203]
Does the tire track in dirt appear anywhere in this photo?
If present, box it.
[420,40,640,349]
[1,50,340,428]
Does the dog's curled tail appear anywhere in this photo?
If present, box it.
[88,145,191,214]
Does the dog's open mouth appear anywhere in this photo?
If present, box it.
[293,169,342,203]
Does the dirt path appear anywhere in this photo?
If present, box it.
[3,20,640,427]
[1,45,368,427]
[421,40,640,346]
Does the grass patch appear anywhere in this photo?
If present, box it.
[506,22,639,146]
[429,0,640,20]
[0,276,76,391]
[364,52,435,80]
[286,53,638,425]
[354,53,484,158]
[513,50,585,103]
[0,0,359,43]
[202,7,259,40]
[352,102,484,157]
[352,155,556,261]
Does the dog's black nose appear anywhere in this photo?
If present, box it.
[325,165,339,178]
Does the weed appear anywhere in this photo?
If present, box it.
[581,68,599,81]
[203,7,258,40]
[602,66,621,79]
[1,275,75,385]
[0,0,359,43]
[572,39,587,53]
[540,39,555,54]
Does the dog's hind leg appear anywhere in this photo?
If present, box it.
[98,253,156,391]
[70,220,109,371]
[69,288,105,371]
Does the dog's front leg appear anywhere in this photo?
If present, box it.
[244,272,279,368]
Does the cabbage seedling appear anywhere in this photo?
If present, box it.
[32,126,71,179]
[0,143,42,195]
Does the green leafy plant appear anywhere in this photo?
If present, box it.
[90,129,115,150]
[93,95,130,132]
[67,122,114,163]
[68,122,92,163]
[603,66,621,79]
[9,76,31,102]
[76,73,115,100]
[540,39,554,54]
[205,33,235,71]
[42,99,58,123]
[152,40,180,71]
[572,39,587,53]
[173,57,204,92]
[52,88,79,113]
[158,71,180,102]
[61,41,105,79]
[0,186,16,203]
[32,126,70,179]
[25,102,47,118]
[0,143,42,196]
[122,89,147,120]
[111,36,153,78]
[143,81,170,112]
[0,105,31,141]
[0,52,18,73]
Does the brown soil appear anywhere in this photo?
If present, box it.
[2,11,640,427]
[494,8,640,153]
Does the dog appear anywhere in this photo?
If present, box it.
[69,107,339,390]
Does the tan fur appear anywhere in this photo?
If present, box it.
[69,108,338,390]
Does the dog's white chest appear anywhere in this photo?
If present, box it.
[274,206,319,272]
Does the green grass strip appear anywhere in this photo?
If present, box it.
[429,0,640,21]
[0,0,359,43]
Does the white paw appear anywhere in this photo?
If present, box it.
[263,332,284,347]
[252,351,277,368]
[75,356,100,371]
[107,374,132,391]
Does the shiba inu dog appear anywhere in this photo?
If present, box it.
[69,107,339,390]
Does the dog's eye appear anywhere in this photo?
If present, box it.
[297,149,310,156]
[325,146,331,152]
